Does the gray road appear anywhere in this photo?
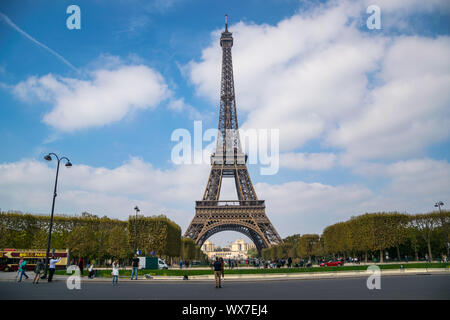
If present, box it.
[0,274,449,300]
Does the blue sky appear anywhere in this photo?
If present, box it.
[1,0,449,246]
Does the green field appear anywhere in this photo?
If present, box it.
[56,263,449,277]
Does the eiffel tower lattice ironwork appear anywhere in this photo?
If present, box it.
[184,16,283,251]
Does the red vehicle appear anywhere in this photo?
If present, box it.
[320,260,343,267]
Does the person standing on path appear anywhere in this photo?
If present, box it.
[33,259,44,284]
[213,257,222,288]
[17,259,29,282]
[131,254,139,280]
[48,255,61,282]
[112,260,119,285]
[179,260,183,269]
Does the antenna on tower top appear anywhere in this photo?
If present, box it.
[225,14,228,31]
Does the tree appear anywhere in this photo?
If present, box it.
[323,222,349,258]
[66,224,99,260]
[312,236,325,259]
[247,247,259,259]
[107,225,130,260]
[181,238,197,260]
[283,234,301,244]
[129,215,181,258]
[297,234,319,260]
[391,213,410,261]
[348,214,375,262]
[410,212,442,261]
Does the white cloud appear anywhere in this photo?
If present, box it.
[355,158,450,199]
[167,98,205,120]
[280,152,336,170]
[188,1,383,152]
[188,1,450,161]
[331,36,450,162]
[13,64,170,131]
[363,0,450,14]
[1,157,449,237]
[256,180,374,235]
[0,158,210,229]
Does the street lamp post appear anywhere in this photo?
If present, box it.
[434,201,448,256]
[42,153,72,279]
[134,206,140,254]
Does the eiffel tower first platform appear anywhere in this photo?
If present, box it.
[184,16,283,251]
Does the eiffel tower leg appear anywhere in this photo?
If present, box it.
[235,167,257,201]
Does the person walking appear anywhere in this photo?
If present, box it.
[213,257,222,288]
[288,257,292,268]
[179,260,183,269]
[17,259,29,282]
[112,260,119,285]
[33,259,44,284]
[48,255,61,282]
[131,254,139,280]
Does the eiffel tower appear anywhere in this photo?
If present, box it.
[184,16,283,251]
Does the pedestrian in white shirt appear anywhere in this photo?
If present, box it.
[48,255,61,282]
[112,260,119,285]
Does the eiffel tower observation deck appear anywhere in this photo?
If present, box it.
[184,16,283,251]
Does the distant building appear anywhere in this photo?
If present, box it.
[201,239,256,260]
[201,240,215,252]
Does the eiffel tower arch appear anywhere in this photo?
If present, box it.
[184,16,283,252]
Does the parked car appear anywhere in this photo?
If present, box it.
[320,260,343,267]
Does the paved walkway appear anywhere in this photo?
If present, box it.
[2,267,448,283]
[2,274,449,300]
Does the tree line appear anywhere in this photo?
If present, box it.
[262,211,449,263]
[0,211,207,265]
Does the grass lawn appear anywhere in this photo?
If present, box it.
[56,262,449,277]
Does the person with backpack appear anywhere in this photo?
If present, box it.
[17,259,29,282]
[33,259,44,284]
